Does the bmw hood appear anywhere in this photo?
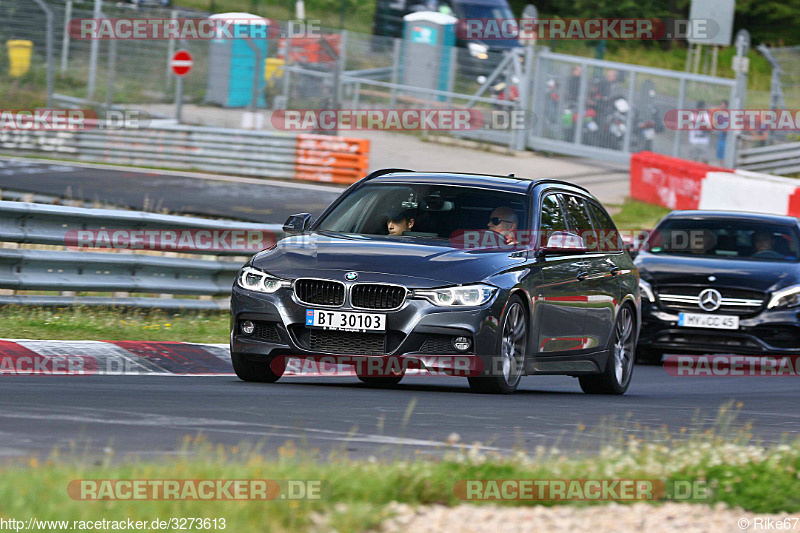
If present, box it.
[636,253,798,293]
[249,232,525,287]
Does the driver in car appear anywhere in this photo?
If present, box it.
[752,231,781,258]
[487,206,518,245]
[386,209,416,236]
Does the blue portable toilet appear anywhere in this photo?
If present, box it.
[206,13,270,108]
[401,12,457,101]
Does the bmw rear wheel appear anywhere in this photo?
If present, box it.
[579,304,635,395]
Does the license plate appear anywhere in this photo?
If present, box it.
[678,313,739,330]
[305,309,386,332]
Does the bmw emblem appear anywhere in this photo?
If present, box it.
[345,272,358,281]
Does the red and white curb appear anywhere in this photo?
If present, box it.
[0,339,358,376]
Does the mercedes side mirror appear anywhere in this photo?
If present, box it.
[283,213,312,234]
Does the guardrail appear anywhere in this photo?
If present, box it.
[0,201,284,309]
[0,123,370,184]
[738,142,800,176]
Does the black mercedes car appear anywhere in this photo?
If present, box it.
[635,211,800,362]
[230,169,640,394]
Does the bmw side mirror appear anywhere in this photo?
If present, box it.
[283,213,312,234]
[538,231,588,256]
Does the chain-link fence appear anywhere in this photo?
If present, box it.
[1,1,749,167]
[1,0,212,111]
[755,44,800,147]
[528,51,737,165]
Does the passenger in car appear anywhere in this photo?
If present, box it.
[487,206,518,245]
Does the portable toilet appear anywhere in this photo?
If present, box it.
[401,12,457,100]
[206,13,270,108]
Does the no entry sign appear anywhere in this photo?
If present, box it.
[170,49,193,77]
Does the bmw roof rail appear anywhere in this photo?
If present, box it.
[362,168,415,181]
[531,178,591,194]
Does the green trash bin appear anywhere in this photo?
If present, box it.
[6,39,33,77]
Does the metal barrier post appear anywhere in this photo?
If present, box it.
[105,38,117,112]
[32,0,55,107]
[60,0,72,73]
[87,0,102,102]
[622,71,636,153]
[725,29,750,168]
[514,46,535,151]
[175,77,184,122]
[243,35,265,117]
[390,38,401,109]
[165,9,178,91]
[672,78,686,157]
[336,31,348,110]
[572,63,588,145]
[529,47,547,141]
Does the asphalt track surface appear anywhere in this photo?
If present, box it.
[0,157,625,223]
[2,367,798,460]
[0,158,342,223]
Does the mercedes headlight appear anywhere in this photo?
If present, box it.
[414,284,497,307]
[767,284,800,309]
[238,266,291,294]
[639,278,655,303]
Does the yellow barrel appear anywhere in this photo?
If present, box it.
[265,57,284,85]
[6,40,33,77]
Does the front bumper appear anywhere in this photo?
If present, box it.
[638,301,800,355]
[230,284,506,375]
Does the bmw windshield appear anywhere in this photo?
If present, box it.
[315,183,528,242]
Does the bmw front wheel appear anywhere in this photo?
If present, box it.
[468,295,527,394]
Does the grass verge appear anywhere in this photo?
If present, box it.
[0,306,228,343]
[1,404,799,531]
[609,199,672,230]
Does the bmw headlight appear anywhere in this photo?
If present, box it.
[639,278,655,303]
[767,284,800,309]
[414,284,497,307]
[238,266,291,294]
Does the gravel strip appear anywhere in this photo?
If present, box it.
[380,502,798,532]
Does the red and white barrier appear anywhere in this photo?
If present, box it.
[631,152,800,217]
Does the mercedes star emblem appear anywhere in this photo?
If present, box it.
[698,288,722,312]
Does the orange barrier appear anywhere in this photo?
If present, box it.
[630,152,730,210]
[294,133,370,184]
[278,35,341,64]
